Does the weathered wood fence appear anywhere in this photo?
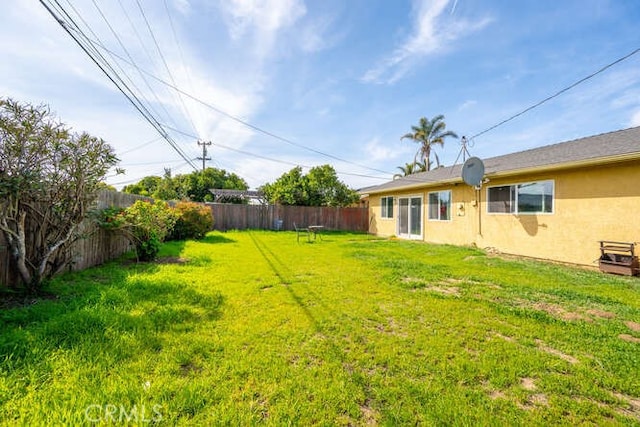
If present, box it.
[208,203,369,232]
[1,193,368,288]
[0,191,149,288]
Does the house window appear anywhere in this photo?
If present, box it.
[381,196,394,219]
[487,180,554,214]
[428,190,451,221]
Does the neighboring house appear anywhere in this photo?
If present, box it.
[361,126,640,267]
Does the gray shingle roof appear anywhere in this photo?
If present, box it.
[364,126,640,194]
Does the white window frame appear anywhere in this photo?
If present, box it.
[427,190,452,221]
[486,180,555,215]
[380,196,394,219]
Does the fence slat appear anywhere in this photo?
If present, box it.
[207,203,368,233]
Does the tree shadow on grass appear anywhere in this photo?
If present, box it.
[0,254,224,371]
[199,233,236,245]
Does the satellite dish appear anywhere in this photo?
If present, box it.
[461,156,485,186]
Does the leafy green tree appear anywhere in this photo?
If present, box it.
[153,168,181,201]
[123,175,162,197]
[401,115,458,171]
[261,166,308,205]
[261,165,358,207]
[306,165,359,207]
[123,168,248,203]
[184,168,248,202]
[97,182,118,192]
[0,98,118,291]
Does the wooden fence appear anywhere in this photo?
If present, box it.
[0,191,149,289]
[1,194,368,288]
[208,203,369,233]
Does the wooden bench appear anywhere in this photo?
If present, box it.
[599,241,639,276]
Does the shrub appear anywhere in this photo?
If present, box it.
[94,206,127,230]
[0,98,118,291]
[123,200,177,261]
[168,201,214,241]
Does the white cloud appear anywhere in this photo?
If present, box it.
[362,0,492,84]
[365,137,412,163]
[458,99,477,111]
[298,14,343,53]
[630,110,640,127]
[172,0,191,16]
[220,0,306,57]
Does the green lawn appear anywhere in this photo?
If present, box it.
[1,230,639,425]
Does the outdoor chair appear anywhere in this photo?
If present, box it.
[293,222,311,243]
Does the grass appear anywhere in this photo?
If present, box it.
[1,230,640,425]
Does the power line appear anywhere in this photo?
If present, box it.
[55,0,198,167]
[84,0,183,138]
[163,0,197,100]
[134,0,200,140]
[120,158,188,167]
[471,46,640,140]
[70,31,396,176]
[119,136,163,155]
[163,123,391,181]
[40,0,199,171]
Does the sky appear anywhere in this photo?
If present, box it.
[1,0,639,191]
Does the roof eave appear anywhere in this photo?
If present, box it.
[362,152,640,195]
[487,152,640,180]
[364,176,462,195]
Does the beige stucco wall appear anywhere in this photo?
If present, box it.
[368,159,640,267]
[369,185,477,243]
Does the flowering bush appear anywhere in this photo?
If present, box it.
[168,201,213,241]
[124,200,177,261]
[97,200,177,261]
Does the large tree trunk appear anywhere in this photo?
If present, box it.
[2,211,34,287]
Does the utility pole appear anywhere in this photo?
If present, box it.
[197,140,212,171]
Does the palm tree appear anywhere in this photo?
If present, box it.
[401,115,458,171]
[393,162,417,179]
[414,158,430,172]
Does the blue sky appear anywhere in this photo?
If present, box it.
[1,1,639,190]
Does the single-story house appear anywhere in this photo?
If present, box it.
[361,126,640,267]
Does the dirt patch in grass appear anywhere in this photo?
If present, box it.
[427,286,461,297]
[521,378,536,391]
[489,390,507,400]
[404,277,462,297]
[531,302,590,322]
[493,332,516,342]
[360,399,379,426]
[612,392,640,421]
[586,309,616,319]
[442,278,471,285]
[618,334,640,344]
[535,339,579,364]
[526,394,549,408]
[624,321,640,332]
[401,276,423,284]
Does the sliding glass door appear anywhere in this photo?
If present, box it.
[397,196,422,240]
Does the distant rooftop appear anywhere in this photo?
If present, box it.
[363,126,640,194]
